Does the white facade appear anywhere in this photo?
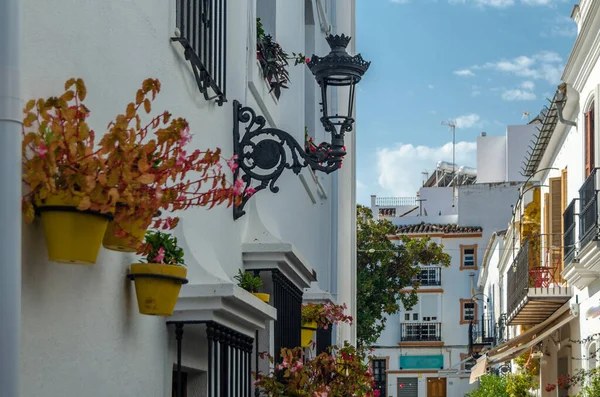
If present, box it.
[369,125,530,397]
[12,1,360,396]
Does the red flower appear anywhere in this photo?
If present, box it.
[545,383,556,392]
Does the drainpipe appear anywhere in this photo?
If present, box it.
[555,83,577,128]
[0,0,22,396]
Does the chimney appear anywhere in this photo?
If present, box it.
[481,132,487,137]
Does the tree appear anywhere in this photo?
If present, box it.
[356,205,451,347]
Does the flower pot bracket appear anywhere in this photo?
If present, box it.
[126,272,189,284]
[35,205,114,220]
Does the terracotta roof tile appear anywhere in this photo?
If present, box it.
[395,222,482,235]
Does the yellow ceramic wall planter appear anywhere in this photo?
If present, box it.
[128,263,188,316]
[103,210,148,252]
[301,320,318,347]
[252,292,270,303]
[37,193,112,264]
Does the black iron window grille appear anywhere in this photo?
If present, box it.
[400,322,442,341]
[316,327,333,355]
[271,270,302,360]
[169,322,254,397]
[173,0,227,105]
[463,302,475,321]
[579,168,599,248]
[372,359,387,397]
[463,248,475,267]
[468,314,494,348]
[563,199,578,265]
[413,266,442,286]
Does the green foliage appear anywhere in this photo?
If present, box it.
[506,372,536,397]
[142,230,185,266]
[356,205,451,347]
[234,270,263,293]
[466,375,509,397]
[514,350,540,379]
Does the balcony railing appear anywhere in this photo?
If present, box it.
[400,322,442,342]
[506,235,570,324]
[375,197,418,207]
[412,267,442,286]
[579,168,600,248]
[564,199,578,265]
[469,315,494,352]
[494,313,507,346]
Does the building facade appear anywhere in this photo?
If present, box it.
[471,2,600,396]
[4,1,362,396]
[368,124,532,397]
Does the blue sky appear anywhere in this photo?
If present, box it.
[354,0,577,205]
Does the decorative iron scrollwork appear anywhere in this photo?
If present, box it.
[232,100,343,219]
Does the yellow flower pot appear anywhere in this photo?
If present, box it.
[103,208,148,252]
[301,320,318,347]
[128,263,188,316]
[36,193,112,264]
[252,292,270,303]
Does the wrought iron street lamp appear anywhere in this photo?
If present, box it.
[232,34,370,219]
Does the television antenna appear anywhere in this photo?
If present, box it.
[522,109,531,121]
[441,120,457,208]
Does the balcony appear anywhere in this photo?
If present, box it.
[412,266,442,286]
[562,168,600,289]
[506,236,571,325]
[469,315,494,355]
[400,322,442,342]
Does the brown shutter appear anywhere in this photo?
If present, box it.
[549,178,563,273]
[544,192,550,260]
[561,168,568,212]
[586,105,595,177]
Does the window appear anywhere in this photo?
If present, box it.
[413,313,419,321]
[547,176,564,271]
[372,359,387,397]
[174,0,227,105]
[585,102,595,178]
[460,299,478,325]
[405,313,410,321]
[460,245,478,270]
[413,266,442,286]
[589,343,598,370]
[460,353,475,371]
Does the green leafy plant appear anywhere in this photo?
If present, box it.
[576,368,600,397]
[506,372,536,397]
[140,230,185,266]
[356,205,451,347]
[234,269,262,293]
[514,349,540,379]
[466,374,509,397]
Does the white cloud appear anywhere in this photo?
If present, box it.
[520,80,535,90]
[501,89,537,101]
[428,84,435,89]
[541,15,576,38]
[454,113,481,129]
[471,85,482,97]
[390,0,410,3]
[454,69,475,77]
[458,51,564,84]
[377,141,477,196]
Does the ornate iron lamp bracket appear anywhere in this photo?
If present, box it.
[232,100,342,220]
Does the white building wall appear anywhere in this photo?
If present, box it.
[506,124,537,183]
[477,135,506,184]
[19,0,356,396]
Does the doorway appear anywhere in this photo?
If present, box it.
[427,377,446,397]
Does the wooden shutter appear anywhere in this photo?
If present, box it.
[544,192,550,259]
[561,169,568,212]
[549,178,563,272]
[586,105,595,177]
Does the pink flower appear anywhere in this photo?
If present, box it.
[176,150,187,167]
[373,390,381,397]
[35,142,48,159]
[245,187,257,197]
[179,126,192,146]
[153,247,166,263]
[227,154,239,173]
[155,189,163,200]
[233,177,245,196]
[306,57,311,63]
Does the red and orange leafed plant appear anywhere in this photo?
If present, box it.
[22,78,244,249]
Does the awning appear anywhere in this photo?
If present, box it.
[484,302,574,366]
[469,357,488,384]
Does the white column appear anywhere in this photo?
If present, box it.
[334,0,357,346]
[0,0,21,396]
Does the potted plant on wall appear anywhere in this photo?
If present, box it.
[128,230,188,316]
[255,342,380,396]
[22,79,117,264]
[99,78,242,252]
[234,269,270,303]
[300,302,353,347]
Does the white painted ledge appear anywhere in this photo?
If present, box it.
[242,242,317,290]
[303,281,335,303]
[169,283,277,338]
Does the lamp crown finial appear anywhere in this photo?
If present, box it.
[326,34,352,49]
